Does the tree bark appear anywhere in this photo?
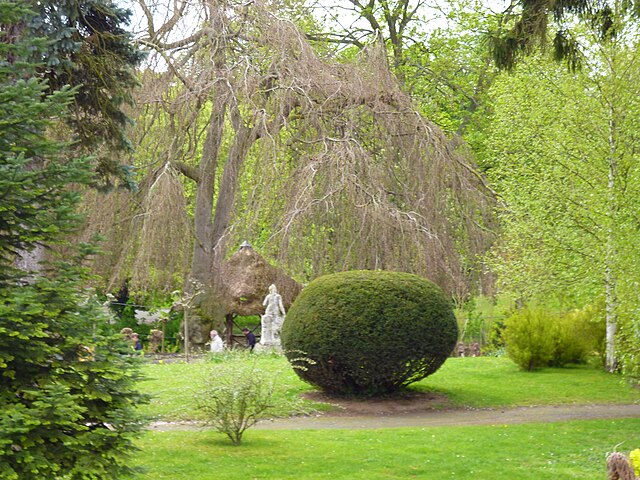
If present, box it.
[605,103,618,372]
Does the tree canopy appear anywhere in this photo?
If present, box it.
[489,0,640,70]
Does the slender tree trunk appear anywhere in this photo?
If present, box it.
[605,103,618,372]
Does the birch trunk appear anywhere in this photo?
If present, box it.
[605,103,618,372]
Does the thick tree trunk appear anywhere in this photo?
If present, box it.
[187,104,263,344]
[191,102,227,284]
[209,118,261,263]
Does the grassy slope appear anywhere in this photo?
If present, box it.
[133,419,640,479]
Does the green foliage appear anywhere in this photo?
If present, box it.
[455,294,516,354]
[281,270,458,396]
[485,9,640,376]
[26,0,145,186]
[0,24,91,274]
[504,306,604,371]
[617,318,640,384]
[553,305,605,367]
[0,266,149,479]
[194,360,305,445]
[504,308,557,371]
[0,4,147,477]
[488,0,638,71]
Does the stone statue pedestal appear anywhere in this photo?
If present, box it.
[255,342,282,353]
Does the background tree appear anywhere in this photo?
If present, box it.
[485,9,640,372]
[0,3,147,478]
[488,0,640,71]
[78,0,494,345]
[26,0,145,186]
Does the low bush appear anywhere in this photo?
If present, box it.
[194,360,305,445]
[281,270,458,396]
[505,305,604,371]
[552,305,604,367]
[504,307,557,370]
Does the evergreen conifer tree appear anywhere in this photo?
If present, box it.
[0,3,147,478]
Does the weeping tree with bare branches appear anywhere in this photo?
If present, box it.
[81,0,494,343]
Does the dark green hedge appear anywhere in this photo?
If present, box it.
[281,270,458,396]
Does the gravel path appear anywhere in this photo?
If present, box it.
[150,403,640,431]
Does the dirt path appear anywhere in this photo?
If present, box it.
[150,403,640,431]
[254,403,640,430]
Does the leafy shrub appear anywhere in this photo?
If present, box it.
[552,305,604,367]
[194,360,306,445]
[484,319,507,355]
[281,270,458,396]
[505,305,604,371]
[504,308,557,370]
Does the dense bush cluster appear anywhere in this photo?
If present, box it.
[281,270,458,396]
[504,306,604,371]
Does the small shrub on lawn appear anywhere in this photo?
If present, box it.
[194,361,302,445]
[504,307,557,370]
[553,305,604,367]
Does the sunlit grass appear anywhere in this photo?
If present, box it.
[137,351,324,421]
[133,355,639,479]
[416,357,640,407]
[137,355,639,421]
[132,418,640,479]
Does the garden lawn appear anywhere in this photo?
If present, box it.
[418,357,640,407]
[132,418,640,479]
[137,352,321,421]
[138,355,640,421]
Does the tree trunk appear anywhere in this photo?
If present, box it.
[191,100,228,285]
[605,104,618,372]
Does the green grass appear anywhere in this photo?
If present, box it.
[138,355,640,421]
[133,355,639,479]
[137,351,323,421]
[416,357,640,407]
[132,419,640,479]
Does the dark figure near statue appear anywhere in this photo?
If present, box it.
[242,328,256,351]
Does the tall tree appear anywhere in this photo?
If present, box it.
[27,0,144,186]
[87,0,494,343]
[0,3,146,478]
[486,10,640,373]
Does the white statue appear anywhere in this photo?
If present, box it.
[260,284,286,347]
[209,330,224,353]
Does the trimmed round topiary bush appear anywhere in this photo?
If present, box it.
[281,270,458,396]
